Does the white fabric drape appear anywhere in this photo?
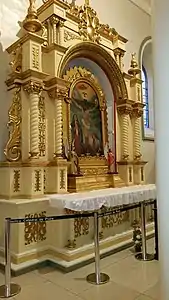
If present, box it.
[49,184,156,212]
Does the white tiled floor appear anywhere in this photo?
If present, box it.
[2,239,159,300]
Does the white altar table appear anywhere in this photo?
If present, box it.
[49,184,156,212]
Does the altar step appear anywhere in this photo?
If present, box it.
[68,173,125,192]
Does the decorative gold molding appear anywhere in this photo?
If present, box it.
[66,0,118,43]
[49,86,69,101]
[74,216,89,237]
[38,96,46,156]
[24,211,46,245]
[101,208,129,229]
[64,30,80,42]
[78,1,101,43]
[131,103,144,118]
[24,80,43,95]
[4,86,22,162]
[58,42,128,103]
[32,45,39,70]
[34,170,41,192]
[60,169,66,189]
[13,170,21,192]
[117,104,132,115]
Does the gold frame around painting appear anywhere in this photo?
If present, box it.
[63,66,108,154]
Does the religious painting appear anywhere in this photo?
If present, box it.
[70,81,103,157]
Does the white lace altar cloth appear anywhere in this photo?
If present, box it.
[49,184,156,212]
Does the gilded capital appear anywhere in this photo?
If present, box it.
[117,104,132,115]
[49,15,60,25]
[132,108,143,118]
[24,81,43,95]
[49,87,69,100]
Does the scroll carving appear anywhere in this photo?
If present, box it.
[64,30,80,42]
[4,86,22,162]
[9,44,22,73]
[78,1,101,43]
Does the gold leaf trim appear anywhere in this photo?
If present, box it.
[4,86,22,162]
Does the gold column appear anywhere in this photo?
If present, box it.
[55,90,63,157]
[118,106,131,160]
[59,20,65,45]
[24,81,43,158]
[113,48,125,71]
[133,113,142,160]
[50,16,59,44]
[49,88,68,158]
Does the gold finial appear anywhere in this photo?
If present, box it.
[128,52,141,77]
[23,0,42,33]
[85,0,90,6]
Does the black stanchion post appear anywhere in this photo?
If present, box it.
[153,199,159,260]
[0,218,21,298]
[135,202,154,261]
[86,212,110,285]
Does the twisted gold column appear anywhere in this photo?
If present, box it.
[24,81,43,158]
[54,94,62,157]
[133,116,141,160]
[121,113,129,160]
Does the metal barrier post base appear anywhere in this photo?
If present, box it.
[0,283,21,298]
[86,273,110,285]
[135,253,154,262]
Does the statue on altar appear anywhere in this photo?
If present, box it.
[107,148,115,173]
[69,142,81,175]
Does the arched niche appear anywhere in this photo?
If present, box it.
[62,57,116,157]
[58,42,129,173]
[58,42,128,103]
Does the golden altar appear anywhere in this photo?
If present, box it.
[0,0,151,273]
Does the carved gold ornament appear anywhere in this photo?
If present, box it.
[32,46,39,70]
[78,0,101,43]
[38,96,46,156]
[9,44,22,73]
[34,170,41,192]
[64,30,80,42]
[24,211,46,245]
[60,169,66,189]
[64,66,105,106]
[13,170,21,192]
[101,208,129,229]
[4,86,22,162]
[74,216,89,237]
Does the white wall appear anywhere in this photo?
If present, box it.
[0,0,154,183]
[140,41,155,184]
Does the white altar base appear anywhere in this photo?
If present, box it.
[0,185,156,274]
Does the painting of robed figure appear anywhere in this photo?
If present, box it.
[70,81,104,157]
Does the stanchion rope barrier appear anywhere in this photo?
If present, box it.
[0,198,157,298]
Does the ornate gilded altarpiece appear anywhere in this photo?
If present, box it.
[0,0,149,271]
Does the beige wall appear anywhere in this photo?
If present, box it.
[0,0,155,183]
